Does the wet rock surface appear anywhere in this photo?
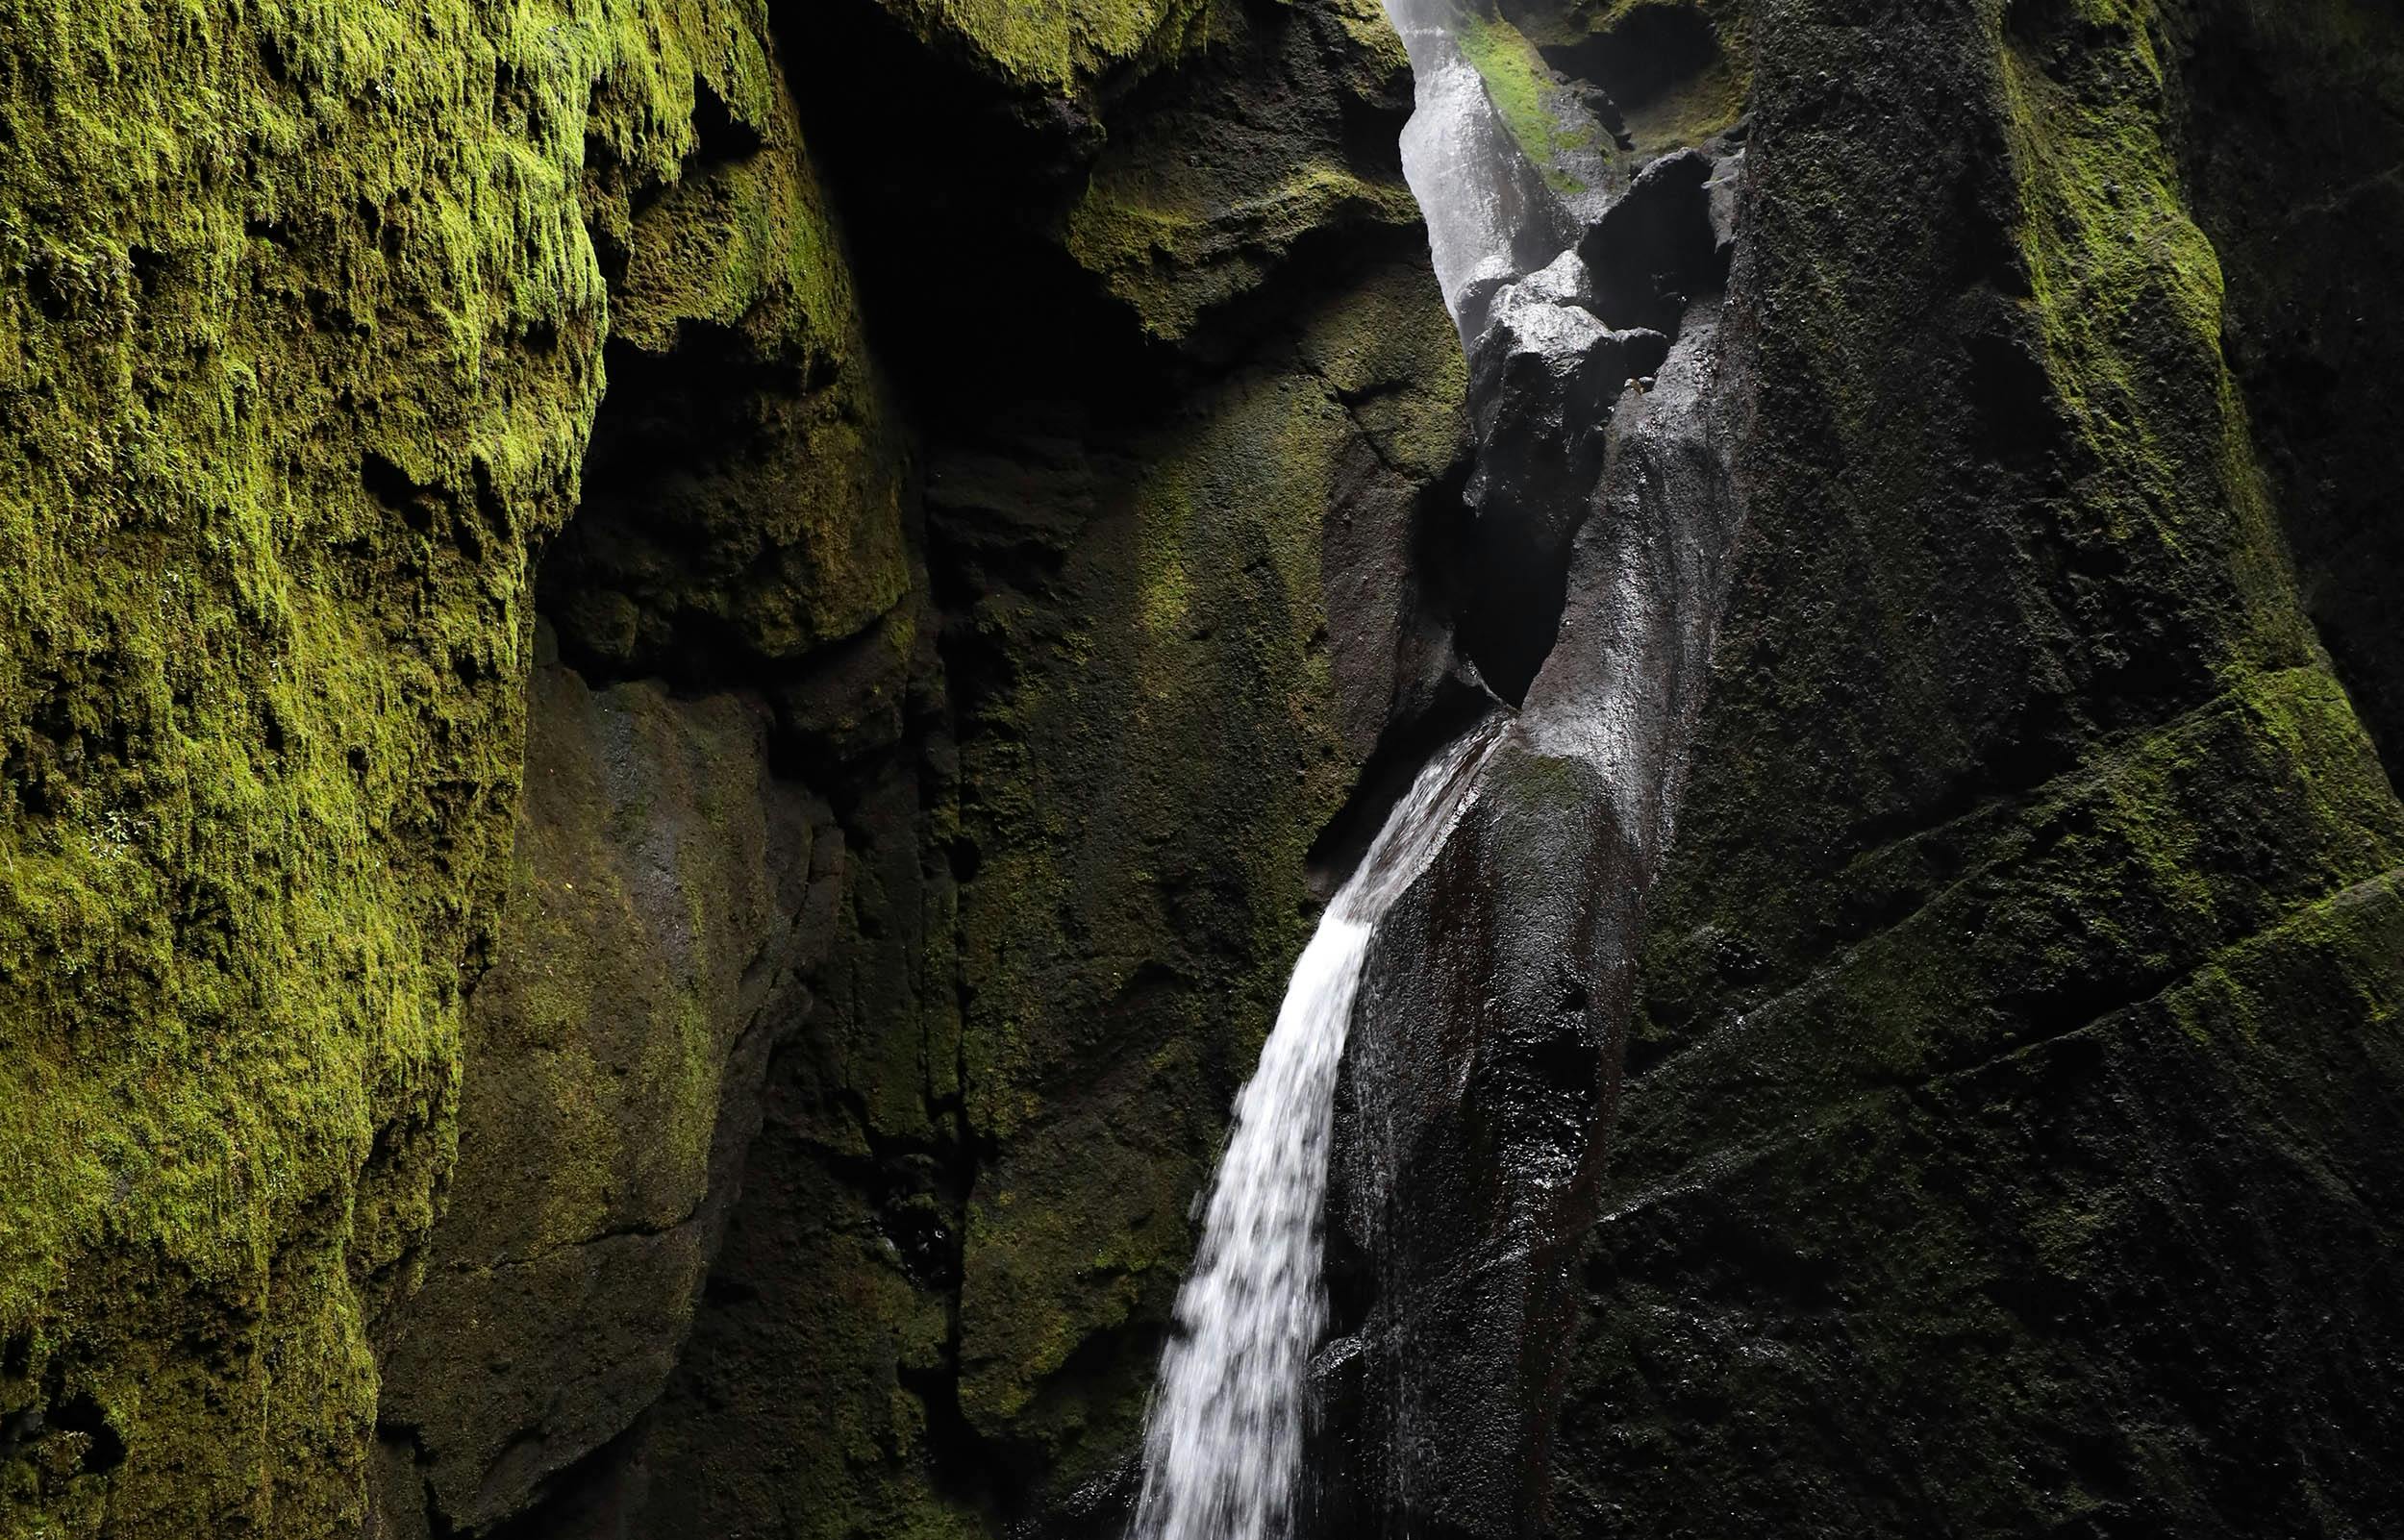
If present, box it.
[1549,1,2404,1536]
[9,0,2404,1533]
[1321,9,1750,1533]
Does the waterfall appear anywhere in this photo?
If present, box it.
[1385,0,1566,337]
[1131,0,1739,1528]
[1128,724,1500,1540]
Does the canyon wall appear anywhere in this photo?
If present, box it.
[3,0,2401,1536]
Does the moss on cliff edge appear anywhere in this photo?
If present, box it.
[1996,0,2312,683]
[867,0,1216,96]
[1060,0,1423,343]
[1456,9,1604,195]
[544,15,914,678]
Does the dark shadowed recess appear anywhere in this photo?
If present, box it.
[759,0,1440,420]
[2164,0,2404,786]
[1540,1,1719,113]
[539,328,808,683]
[757,0,1174,428]
[763,0,1498,800]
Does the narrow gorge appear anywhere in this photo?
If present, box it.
[4,1,2403,1538]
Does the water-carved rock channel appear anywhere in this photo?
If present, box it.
[1133,4,1749,1533]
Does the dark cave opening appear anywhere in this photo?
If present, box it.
[1540,2,1722,115]
[1448,506,1574,708]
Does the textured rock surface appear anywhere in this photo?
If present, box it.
[2172,0,2404,765]
[1319,6,1748,1533]
[1315,0,2404,1536]
[0,0,908,1529]
[1548,1,2404,1536]
[6,0,2404,1534]
[370,658,829,1535]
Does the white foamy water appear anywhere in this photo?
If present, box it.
[1382,0,1580,339]
[1130,725,1498,1540]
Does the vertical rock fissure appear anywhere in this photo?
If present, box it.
[1133,1,1750,1535]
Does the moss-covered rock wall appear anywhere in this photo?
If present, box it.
[0,0,921,1529]
[1548,0,2404,1533]
[0,0,616,1528]
[8,0,2404,1533]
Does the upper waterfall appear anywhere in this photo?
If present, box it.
[1375,0,1615,338]
[1382,0,1579,339]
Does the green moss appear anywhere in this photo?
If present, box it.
[1053,0,1424,344]
[1566,2,2404,1524]
[374,665,832,1530]
[554,12,914,672]
[1480,0,1748,171]
[0,0,834,1530]
[1456,10,1600,195]
[1996,0,2316,682]
[873,0,1217,96]
[1066,162,1422,340]
[2165,870,2404,1052]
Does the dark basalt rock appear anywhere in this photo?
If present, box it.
[1326,1,2404,1537]
[2168,0,2404,771]
[1577,146,1729,335]
[1546,1,2404,1536]
[1323,107,1748,1540]
[368,657,834,1536]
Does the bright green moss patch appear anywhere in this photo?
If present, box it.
[873,0,1217,95]
[1575,0,1748,154]
[0,0,839,1528]
[1457,10,1601,195]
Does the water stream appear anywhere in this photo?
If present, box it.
[1127,724,1500,1540]
[1127,0,1674,1531]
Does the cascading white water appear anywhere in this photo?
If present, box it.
[1128,1,1625,1529]
[1128,725,1499,1540]
[1382,0,1590,338]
